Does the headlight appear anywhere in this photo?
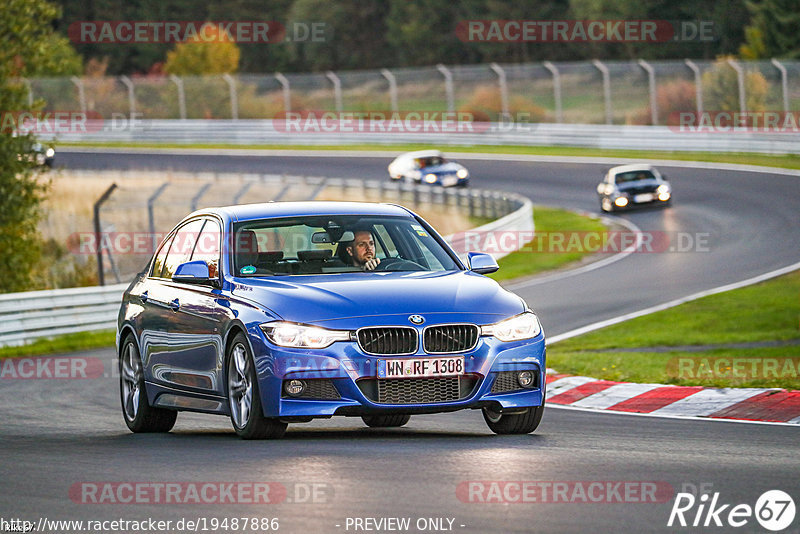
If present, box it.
[424,173,437,183]
[656,184,670,194]
[456,168,468,179]
[614,196,629,207]
[45,148,55,158]
[260,322,350,349]
[481,312,541,342]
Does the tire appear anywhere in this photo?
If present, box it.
[226,333,287,439]
[482,405,544,435]
[119,336,177,433]
[361,414,411,428]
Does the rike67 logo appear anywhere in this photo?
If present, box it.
[668,489,795,531]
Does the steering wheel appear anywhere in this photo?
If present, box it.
[374,257,425,272]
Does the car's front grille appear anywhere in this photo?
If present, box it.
[621,185,658,195]
[357,376,479,405]
[423,324,479,353]
[490,371,540,393]
[357,327,417,355]
[282,379,341,400]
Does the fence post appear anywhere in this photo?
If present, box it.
[436,64,455,114]
[275,72,291,115]
[543,61,563,123]
[490,63,509,121]
[638,59,658,125]
[93,184,118,286]
[169,75,187,120]
[726,58,746,115]
[191,183,212,211]
[771,58,790,114]
[326,71,343,113]
[148,183,170,252]
[684,59,704,116]
[119,75,136,118]
[592,60,612,125]
[22,78,34,107]
[71,76,87,115]
[222,74,239,120]
[381,68,399,112]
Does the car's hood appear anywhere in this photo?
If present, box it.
[617,179,662,191]
[231,270,524,325]
[421,162,463,174]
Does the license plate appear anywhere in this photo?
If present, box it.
[634,193,654,203]
[378,357,464,378]
[442,176,458,187]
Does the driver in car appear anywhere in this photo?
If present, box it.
[346,230,381,271]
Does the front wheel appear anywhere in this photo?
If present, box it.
[361,414,411,428]
[227,333,287,439]
[119,336,177,433]
[482,405,544,435]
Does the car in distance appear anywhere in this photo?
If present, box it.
[387,150,469,187]
[117,201,545,439]
[597,164,671,212]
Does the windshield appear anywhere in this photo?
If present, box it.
[615,170,656,184]
[232,215,460,276]
[416,156,445,168]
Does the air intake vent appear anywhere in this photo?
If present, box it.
[423,324,479,353]
[357,327,417,355]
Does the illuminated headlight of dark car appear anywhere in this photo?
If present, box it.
[656,184,671,201]
[456,168,469,179]
[45,148,55,158]
[261,322,350,349]
[481,311,542,342]
[424,173,437,184]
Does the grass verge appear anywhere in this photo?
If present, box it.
[548,270,800,389]
[0,330,115,359]
[59,142,800,171]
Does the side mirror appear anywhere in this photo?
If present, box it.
[173,260,213,284]
[467,252,499,274]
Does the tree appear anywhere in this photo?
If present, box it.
[164,23,241,75]
[0,0,82,292]
[740,0,800,59]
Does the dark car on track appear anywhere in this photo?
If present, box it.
[597,164,672,212]
[117,201,546,439]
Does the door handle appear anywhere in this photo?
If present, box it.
[170,298,180,311]
[139,291,148,303]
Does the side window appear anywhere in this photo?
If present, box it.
[191,219,221,277]
[151,235,174,277]
[161,219,205,279]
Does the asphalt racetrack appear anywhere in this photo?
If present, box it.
[1,149,798,533]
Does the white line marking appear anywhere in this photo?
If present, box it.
[547,260,800,345]
[571,383,662,409]
[505,213,643,290]
[547,403,800,426]
[649,388,769,417]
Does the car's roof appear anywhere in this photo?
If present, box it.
[609,163,657,175]
[194,201,413,222]
[397,149,443,159]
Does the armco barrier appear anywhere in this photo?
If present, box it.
[0,183,532,347]
[40,120,800,155]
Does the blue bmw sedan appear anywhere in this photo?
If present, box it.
[117,202,545,439]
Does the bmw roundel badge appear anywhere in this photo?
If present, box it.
[408,315,425,325]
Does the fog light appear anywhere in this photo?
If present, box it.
[284,379,306,397]
[517,371,534,388]
[614,197,629,207]
[658,192,671,201]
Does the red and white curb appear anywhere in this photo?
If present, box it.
[544,371,800,425]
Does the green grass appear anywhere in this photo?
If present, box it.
[489,207,607,282]
[548,271,800,389]
[58,141,800,171]
[0,330,115,359]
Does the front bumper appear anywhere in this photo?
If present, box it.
[251,328,545,418]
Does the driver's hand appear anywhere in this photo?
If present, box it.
[364,258,381,271]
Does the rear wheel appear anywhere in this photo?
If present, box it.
[119,336,177,433]
[361,414,411,428]
[227,333,287,439]
[482,405,544,435]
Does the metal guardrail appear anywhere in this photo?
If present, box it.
[40,120,800,154]
[0,182,533,347]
